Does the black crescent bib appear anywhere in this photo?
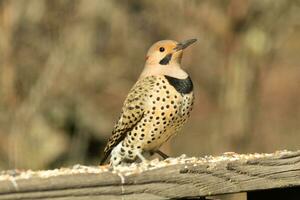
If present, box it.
[164,75,193,94]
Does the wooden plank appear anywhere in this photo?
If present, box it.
[0,150,299,199]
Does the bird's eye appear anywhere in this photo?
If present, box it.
[159,47,165,52]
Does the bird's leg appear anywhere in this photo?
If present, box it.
[136,151,148,163]
[155,150,170,159]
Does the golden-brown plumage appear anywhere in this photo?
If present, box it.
[101,39,197,166]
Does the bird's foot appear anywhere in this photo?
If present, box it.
[155,150,170,159]
[136,151,152,166]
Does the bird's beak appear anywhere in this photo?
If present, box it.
[174,38,197,51]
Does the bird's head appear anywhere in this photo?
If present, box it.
[141,39,197,79]
[145,39,197,66]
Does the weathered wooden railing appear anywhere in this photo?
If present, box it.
[0,150,299,200]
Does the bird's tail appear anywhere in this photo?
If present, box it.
[100,153,109,165]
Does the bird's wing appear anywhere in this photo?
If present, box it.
[100,76,156,164]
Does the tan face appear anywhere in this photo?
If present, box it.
[145,40,182,65]
[145,39,196,66]
[140,39,197,79]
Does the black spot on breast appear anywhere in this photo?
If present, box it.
[164,76,193,94]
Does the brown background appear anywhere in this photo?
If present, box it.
[0,0,299,170]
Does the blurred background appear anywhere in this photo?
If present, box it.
[0,0,299,170]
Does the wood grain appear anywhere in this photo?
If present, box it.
[0,150,299,200]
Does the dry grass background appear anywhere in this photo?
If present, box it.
[0,0,299,170]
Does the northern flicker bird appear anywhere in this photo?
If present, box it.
[100,39,197,166]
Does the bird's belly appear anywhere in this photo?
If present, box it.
[103,67,197,165]
[121,76,194,159]
[139,92,194,151]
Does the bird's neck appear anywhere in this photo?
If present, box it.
[139,63,188,80]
